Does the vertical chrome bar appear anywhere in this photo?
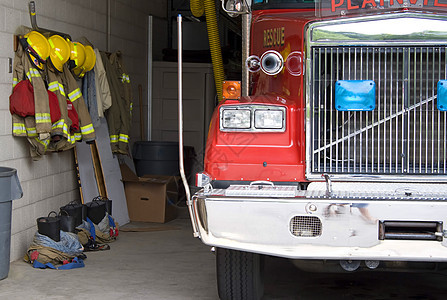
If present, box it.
[396,47,400,172]
[377,48,383,172]
[342,48,345,172]
[312,48,317,172]
[336,48,340,173]
[359,48,362,172]
[323,48,327,172]
[444,47,447,174]
[318,48,322,172]
[362,48,366,172]
[178,15,199,237]
[402,47,409,173]
[383,48,387,173]
[354,48,357,171]
[347,48,351,172]
[425,47,429,172]
[371,47,375,172]
[401,47,406,173]
[396,48,400,172]
[413,48,417,173]
[419,47,423,173]
[431,47,435,172]
[437,47,441,173]
[389,48,393,171]
[329,48,333,172]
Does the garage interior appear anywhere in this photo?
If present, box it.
[0,0,239,297]
[1,1,447,299]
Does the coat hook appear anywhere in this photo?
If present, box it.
[28,1,71,40]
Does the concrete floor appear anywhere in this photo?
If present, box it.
[1,208,447,299]
[0,209,217,300]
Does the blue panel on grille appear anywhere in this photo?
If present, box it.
[437,80,447,111]
[335,80,376,111]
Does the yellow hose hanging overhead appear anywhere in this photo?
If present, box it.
[190,0,225,102]
[190,0,204,17]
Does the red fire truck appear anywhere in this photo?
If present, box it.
[183,0,447,299]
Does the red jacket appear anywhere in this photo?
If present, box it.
[10,80,61,123]
[66,100,79,132]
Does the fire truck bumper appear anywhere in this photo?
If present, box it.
[191,183,447,261]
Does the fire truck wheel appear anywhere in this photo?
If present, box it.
[216,247,265,300]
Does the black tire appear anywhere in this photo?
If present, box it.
[216,248,265,300]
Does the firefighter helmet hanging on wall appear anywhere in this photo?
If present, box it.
[68,41,86,71]
[47,35,70,72]
[22,31,50,70]
[73,45,96,78]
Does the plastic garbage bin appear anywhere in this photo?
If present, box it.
[132,141,196,179]
[132,141,180,177]
[0,167,23,280]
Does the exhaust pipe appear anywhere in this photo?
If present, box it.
[178,15,200,237]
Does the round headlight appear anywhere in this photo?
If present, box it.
[260,50,284,76]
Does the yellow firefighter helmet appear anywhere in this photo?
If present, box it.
[47,35,70,72]
[73,45,96,78]
[68,41,86,71]
[23,31,50,70]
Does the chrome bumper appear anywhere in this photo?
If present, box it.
[191,182,447,261]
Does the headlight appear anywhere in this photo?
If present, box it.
[220,105,286,132]
[221,109,251,129]
[254,109,284,129]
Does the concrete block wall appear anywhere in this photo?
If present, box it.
[0,0,168,261]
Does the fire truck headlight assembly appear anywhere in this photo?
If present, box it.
[220,105,286,132]
[254,109,285,129]
[260,50,284,76]
[221,108,251,129]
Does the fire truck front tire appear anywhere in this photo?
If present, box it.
[216,247,265,300]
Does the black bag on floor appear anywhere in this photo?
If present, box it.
[37,211,60,242]
[85,198,107,224]
[60,201,84,227]
[59,210,76,233]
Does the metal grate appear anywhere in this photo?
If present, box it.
[310,46,447,175]
[290,216,322,237]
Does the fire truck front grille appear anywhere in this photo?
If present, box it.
[290,216,322,237]
[310,46,447,176]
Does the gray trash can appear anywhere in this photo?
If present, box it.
[0,167,23,280]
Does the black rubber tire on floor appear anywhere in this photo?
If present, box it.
[216,247,265,300]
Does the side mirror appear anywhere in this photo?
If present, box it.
[221,0,250,17]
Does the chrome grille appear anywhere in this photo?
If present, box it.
[310,46,447,175]
[290,216,322,237]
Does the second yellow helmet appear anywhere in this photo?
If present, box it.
[47,35,70,72]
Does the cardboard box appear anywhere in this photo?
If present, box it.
[120,164,178,223]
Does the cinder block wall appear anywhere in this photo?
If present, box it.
[0,0,167,261]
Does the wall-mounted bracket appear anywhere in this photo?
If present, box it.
[28,1,71,39]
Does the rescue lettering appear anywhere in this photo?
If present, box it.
[263,27,285,47]
[330,0,447,11]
